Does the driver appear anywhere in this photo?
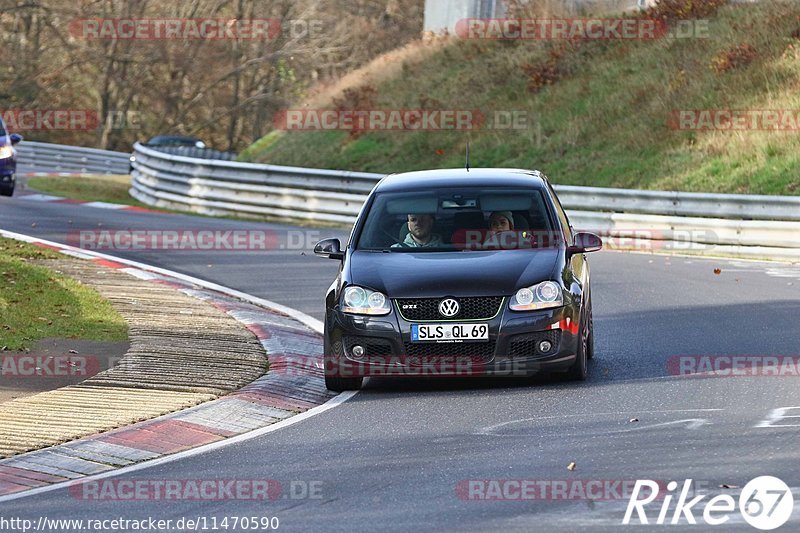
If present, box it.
[392,213,443,248]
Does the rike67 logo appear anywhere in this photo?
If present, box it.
[624,477,794,530]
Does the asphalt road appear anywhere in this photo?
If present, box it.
[2,194,800,532]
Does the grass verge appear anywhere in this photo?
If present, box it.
[0,237,128,350]
[26,175,146,207]
[243,1,800,196]
[24,175,350,228]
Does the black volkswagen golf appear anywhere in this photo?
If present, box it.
[314,169,602,391]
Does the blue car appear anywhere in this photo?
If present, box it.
[0,117,23,197]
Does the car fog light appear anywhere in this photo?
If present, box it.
[538,340,553,353]
[351,345,365,359]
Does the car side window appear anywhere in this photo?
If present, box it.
[547,183,572,244]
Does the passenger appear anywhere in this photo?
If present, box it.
[488,211,514,234]
[393,214,443,248]
[484,211,529,250]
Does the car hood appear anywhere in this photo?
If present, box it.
[348,249,561,297]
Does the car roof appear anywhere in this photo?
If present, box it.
[147,135,201,143]
[375,168,548,193]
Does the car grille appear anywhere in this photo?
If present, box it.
[343,336,395,361]
[506,331,562,358]
[403,341,496,362]
[395,297,504,321]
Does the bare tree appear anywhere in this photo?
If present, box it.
[0,0,424,151]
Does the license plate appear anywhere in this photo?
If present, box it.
[411,323,489,342]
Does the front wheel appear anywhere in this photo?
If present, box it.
[0,183,13,197]
[566,316,589,381]
[586,309,595,360]
[325,375,363,392]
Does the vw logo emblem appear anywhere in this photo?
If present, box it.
[438,298,460,318]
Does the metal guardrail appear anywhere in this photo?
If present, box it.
[554,186,800,222]
[16,141,130,175]
[130,142,381,224]
[131,141,800,220]
[129,142,800,260]
[12,140,795,260]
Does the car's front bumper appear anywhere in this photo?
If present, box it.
[324,299,582,379]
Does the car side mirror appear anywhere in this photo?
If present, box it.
[569,232,603,254]
[314,238,344,260]
[9,133,22,145]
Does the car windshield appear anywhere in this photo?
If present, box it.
[356,187,559,252]
[0,119,6,137]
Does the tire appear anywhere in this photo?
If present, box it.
[566,314,589,381]
[586,303,595,361]
[0,183,13,197]
[325,375,363,392]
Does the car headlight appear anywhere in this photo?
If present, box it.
[0,146,13,159]
[509,281,564,311]
[341,286,391,315]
